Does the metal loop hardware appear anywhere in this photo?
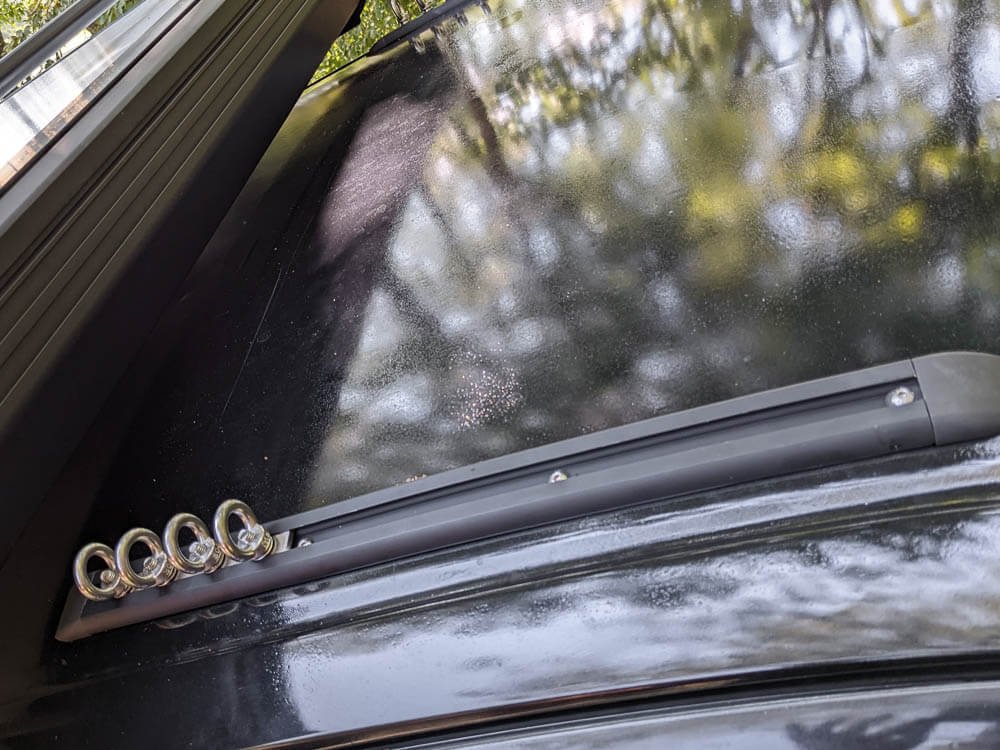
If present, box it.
[163,512,225,575]
[71,499,275,601]
[212,499,274,561]
[115,528,178,590]
[73,542,133,602]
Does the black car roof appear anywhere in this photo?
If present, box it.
[89,0,1000,534]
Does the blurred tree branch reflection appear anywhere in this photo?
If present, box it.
[308,0,1000,504]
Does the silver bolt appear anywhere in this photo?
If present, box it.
[548,470,569,484]
[190,541,212,563]
[237,525,265,551]
[887,386,916,407]
[296,538,313,548]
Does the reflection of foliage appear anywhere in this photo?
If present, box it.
[89,0,142,31]
[76,0,1000,519]
[0,0,75,58]
[0,0,446,88]
[304,0,1000,504]
[309,0,444,84]
[0,0,143,82]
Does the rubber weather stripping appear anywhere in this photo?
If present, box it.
[57,351,1000,641]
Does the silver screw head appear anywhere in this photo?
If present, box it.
[140,555,162,576]
[237,525,265,551]
[190,540,213,563]
[887,386,916,407]
[548,470,569,484]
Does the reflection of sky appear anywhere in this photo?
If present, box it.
[281,446,1000,738]
[399,691,998,749]
[302,0,1000,506]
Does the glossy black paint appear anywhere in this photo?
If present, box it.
[2,0,1000,746]
[8,444,1000,747]
[85,0,1000,538]
[386,682,1000,750]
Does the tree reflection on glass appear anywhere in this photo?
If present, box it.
[304,0,1000,505]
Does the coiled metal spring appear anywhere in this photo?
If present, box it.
[72,500,274,602]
